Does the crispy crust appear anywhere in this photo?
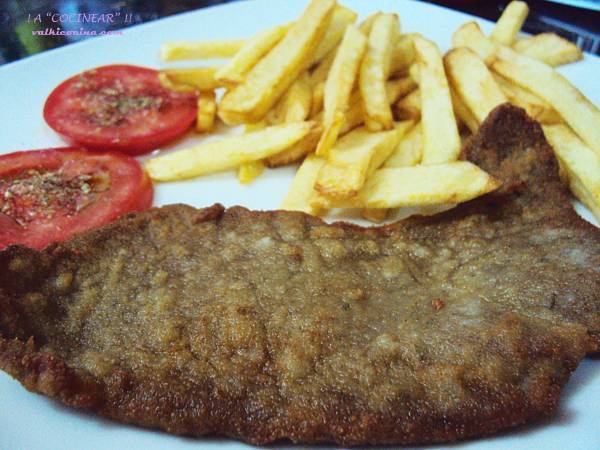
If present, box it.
[0,105,598,446]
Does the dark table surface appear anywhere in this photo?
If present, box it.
[1,0,598,66]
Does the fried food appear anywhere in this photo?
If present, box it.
[414,35,461,164]
[312,161,499,209]
[444,48,507,124]
[359,13,400,131]
[513,32,582,67]
[145,121,316,181]
[160,39,245,60]
[543,124,600,221]
[1,105,598,446]
[491,1,529,46]
[214,25,290,84]
[280,153,326,214]
[196,91,217,133]
[218,0,336,124]
[316,25,367,156]
[314,125,403,198]
[160,67,223,91]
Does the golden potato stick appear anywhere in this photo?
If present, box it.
[265,123,322,167]
[386,77,417,104]
[238,160,265,185]
[158,73,197,93]
[452,22,497,64]
[362,208,388,222]
[492,73,562,124]
[146,121,316,181]
[280,154,326,215]
[309,49,335,86]
[395,89,421,120]
[310,81,325,118]
[315,112,344,157]
[315,126,401,198]
[359,13,400,131]
[278,74,313,123]
[384,122,422,167]
[214,25,289,84]
[390,34,416,76]
[543,124,600,221]
[340,78,416,135]
[218,0,336,125]
[309,5,358,66]
[160,39,245,61]
[162,67,223,91]
[312,162,500,209]
[444,48,507,124]
[244,121,267,133]
[414,36,461,164]
[491,45,600,156]
[513,33,583,67]
[196,91,217,133]
[449,88,479,134]
[491,1,529,46]
[359,12,382,35]
[316,25,367,156]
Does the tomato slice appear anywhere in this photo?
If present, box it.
[43,65,197,155]
[0,147,153,250]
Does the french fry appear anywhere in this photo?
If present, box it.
[543,124,600,221]
[280,154,326,215]
[238,160,265,184]
[452,22,497,64]
[444,48,507,124]
[385,77,417,103]
[244,121,267,133]
[146,121,316,181]
[316,25,368,156]
[196,91,217,133]
[265,123,322,167]
[390,34,416,75]
[359,13,400,131]
[310,5,358,65]
[384,122,422,167]
[315,123,408,198]
[491,45,600,156]
[309,49,335,86]
[218,0,336,124]
[414,35,461,164]
[493,73,562,124]
[513,33,583,67]
[315,112,345,157]
[158,73,197,93]
[161,67,223,91]
[341,77,416,135]
[491,1,529,46]
[395,89,421,120]
[449,87,480,134]
[312,162,500,209]
[160,39,245,61]
[359,11,382,35]
[310,81,325,118]
[214,25,289,84]
[277,74,313,123]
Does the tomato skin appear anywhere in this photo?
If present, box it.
[43,65,197,156]
[0,147,153,250]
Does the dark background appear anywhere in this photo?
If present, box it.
[1,0,598,65]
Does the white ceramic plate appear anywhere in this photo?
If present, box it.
[0,1,598,449]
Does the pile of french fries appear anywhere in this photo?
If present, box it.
[146,0,600,223]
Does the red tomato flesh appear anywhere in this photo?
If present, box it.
[0,147,153,249]
[44,65,197,155]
